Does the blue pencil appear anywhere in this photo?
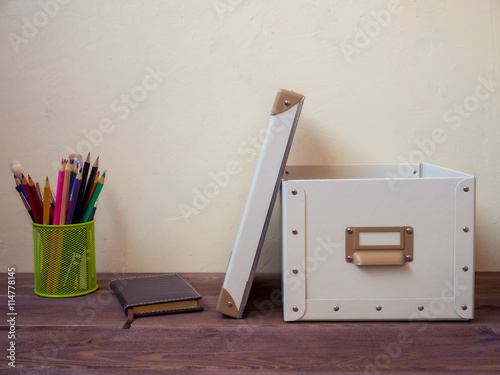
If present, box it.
[66,168,82,224]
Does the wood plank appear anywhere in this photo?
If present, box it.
[0,273,499,374]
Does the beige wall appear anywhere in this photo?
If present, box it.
[1,0,499,272]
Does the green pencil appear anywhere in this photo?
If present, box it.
[82,173,105,222]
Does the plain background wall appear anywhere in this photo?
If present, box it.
[1,0,499,273]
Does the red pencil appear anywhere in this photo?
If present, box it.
[28,175,44,224]
[21,175,41,223]
[15,186,34,222]
[87,171,100,207]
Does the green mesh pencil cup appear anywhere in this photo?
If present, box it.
[32,220,98,297]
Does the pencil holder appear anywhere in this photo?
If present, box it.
[32,220,98,297]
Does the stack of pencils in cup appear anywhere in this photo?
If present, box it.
[11,153,106,225]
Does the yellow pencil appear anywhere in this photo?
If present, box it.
[43,177,50,225]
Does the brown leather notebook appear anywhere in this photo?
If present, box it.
[109,273,203,328]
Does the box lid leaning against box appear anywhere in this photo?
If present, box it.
[217,89,305,319]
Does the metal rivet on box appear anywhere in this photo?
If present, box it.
[463,186,470,192]
[291,189,297,195]
[418,305,424,311]
[284,100,291,106]
[346,227,353,234]
[461,304,468,311]
[293,306,299,312]
[347,256,353,262]
[406,228,413,234]
[227,302,233,308]
[405,255,413,262]
[292,268,298,274]
[376,305,382,311]
[292,229,298,235]
[462,266,469,272]
[463,227,469,232]
[333,306,340,312]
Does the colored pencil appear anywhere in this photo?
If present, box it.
[14,176,28,201]
[73,153,90,224]
[66,168,82,224]
[28,175,44,224]
[88,171,104,221]
[48,160,65,291]
[10,160,25,200]
[68,161,77,204]
[36,181,42,202]
[43,177,51,225]
[87,171,100,206]
[53,159,65,225]
[68,153,83,171]
[88,199,99,221]
[33,179,44,223]
[82,173,105,222]
[16,186,34,222]
[59,160,72,224]
[21,175,41,224]
[79,156,99,222]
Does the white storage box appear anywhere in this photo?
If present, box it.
[282,163,475,321]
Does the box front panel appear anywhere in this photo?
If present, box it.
[283,175,474,321]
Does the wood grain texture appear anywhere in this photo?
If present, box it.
[1,273,499,374]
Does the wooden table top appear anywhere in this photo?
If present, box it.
[1,272,499,374]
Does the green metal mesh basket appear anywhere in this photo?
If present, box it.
[32,220,98,297]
